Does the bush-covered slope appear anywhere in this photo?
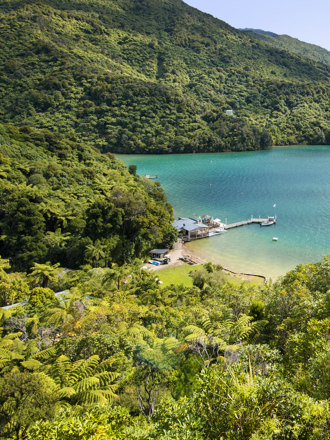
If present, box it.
[0,123,177,271]
[1,0,330,151]
[243,29,330,67]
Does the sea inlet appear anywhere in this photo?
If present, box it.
[117,145,330,280]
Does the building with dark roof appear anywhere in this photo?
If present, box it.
[149,249,169,258]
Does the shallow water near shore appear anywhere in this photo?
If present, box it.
[117,146,330,280]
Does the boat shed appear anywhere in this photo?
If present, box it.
[172,218,209,242]
[149,249,169,258]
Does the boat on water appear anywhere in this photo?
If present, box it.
[260,216,276,227]
[145,174,158,179]
[273,237,278,241]
[209,229,227,237]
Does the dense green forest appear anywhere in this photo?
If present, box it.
[1,0,330,152]
[0,124,330,438]
[243,29,330,67]
[3,0,330,436]
[3,248,330,438]
[0,122,177,272]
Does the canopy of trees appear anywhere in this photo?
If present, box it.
[0,123,177,271]
[1,255,330,438]
[1,0,330,153]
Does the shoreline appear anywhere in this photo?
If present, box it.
[183,243,267,283]
[147,241,267,284]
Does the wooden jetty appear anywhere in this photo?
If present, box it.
[224,216,276,230]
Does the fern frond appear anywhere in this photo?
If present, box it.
[73,376,100,393]
[162,337,179,353]
[54,400,71,413]
[2,332,22,340]
[50,355,70,387]
[184,325,205,337]
[57,386,76,399]
[0,340,14,351]
[69,355,100,384]
[0,348,13,358]
[173,343,190,354]
[20,359,43,370]
[33,345,57,360]
[185,332,206,342]
[75,389,115,405]
[230,315,254,341]
[0,359,11,368]
[96,358,115,372]
[24,339,39,357]
[200,316,213,333]
[94,371,119,386]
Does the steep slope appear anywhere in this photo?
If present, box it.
[0,123,177,270]
[242,29,330,67]
[1,0,330,151]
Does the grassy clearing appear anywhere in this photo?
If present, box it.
[157,264,264,287]
[157,264,195,287]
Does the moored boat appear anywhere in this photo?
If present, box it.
[260,216,276,227]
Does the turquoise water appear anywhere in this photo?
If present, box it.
[116,146,330,279]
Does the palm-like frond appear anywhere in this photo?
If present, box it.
[33,345,57,360]
[56,387,76,399]
[73,376,100,392]
[183,313,260,367]
[48,354,119,407]
[94,371,119,386]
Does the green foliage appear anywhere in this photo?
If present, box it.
[28,405,152,440]
[30,262,62,289]
[1,247,330,437]
[29,287,55,306]
[244,29,330,66]
[0,123,177,273]
[1,0,330,153]
[191,365,330,439]
[249,299,265,321]
[48,354,119,408]
[0,371,57,439]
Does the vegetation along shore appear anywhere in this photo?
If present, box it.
[2,0,330,437]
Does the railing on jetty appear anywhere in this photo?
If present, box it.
[224,215,276,230]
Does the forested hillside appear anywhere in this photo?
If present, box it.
[1,0,330,152]
[243,28,330,67]
[0,122,177,271]
[2,251,330,438]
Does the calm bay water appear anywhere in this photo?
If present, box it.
[117,146,330,279]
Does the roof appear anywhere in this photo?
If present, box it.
[172,218,209,232]
[149,249,169,254]
[202,215,211,219]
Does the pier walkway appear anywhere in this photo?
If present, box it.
[224,216,276,230]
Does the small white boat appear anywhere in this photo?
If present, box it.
[272,237,278,241]
[261,216,277,227]
[209,229,227,237]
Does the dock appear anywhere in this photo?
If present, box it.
[172,215,276,243]
[224,216,276,230]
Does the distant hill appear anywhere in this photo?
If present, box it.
[242,29,330,66]
[240,28,278,37]
[1,0,330,152]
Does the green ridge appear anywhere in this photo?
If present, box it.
[1,0,330,152]
[244,29,330,67]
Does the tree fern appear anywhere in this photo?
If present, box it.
[183,313,262,367]
[48,354,119,407]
